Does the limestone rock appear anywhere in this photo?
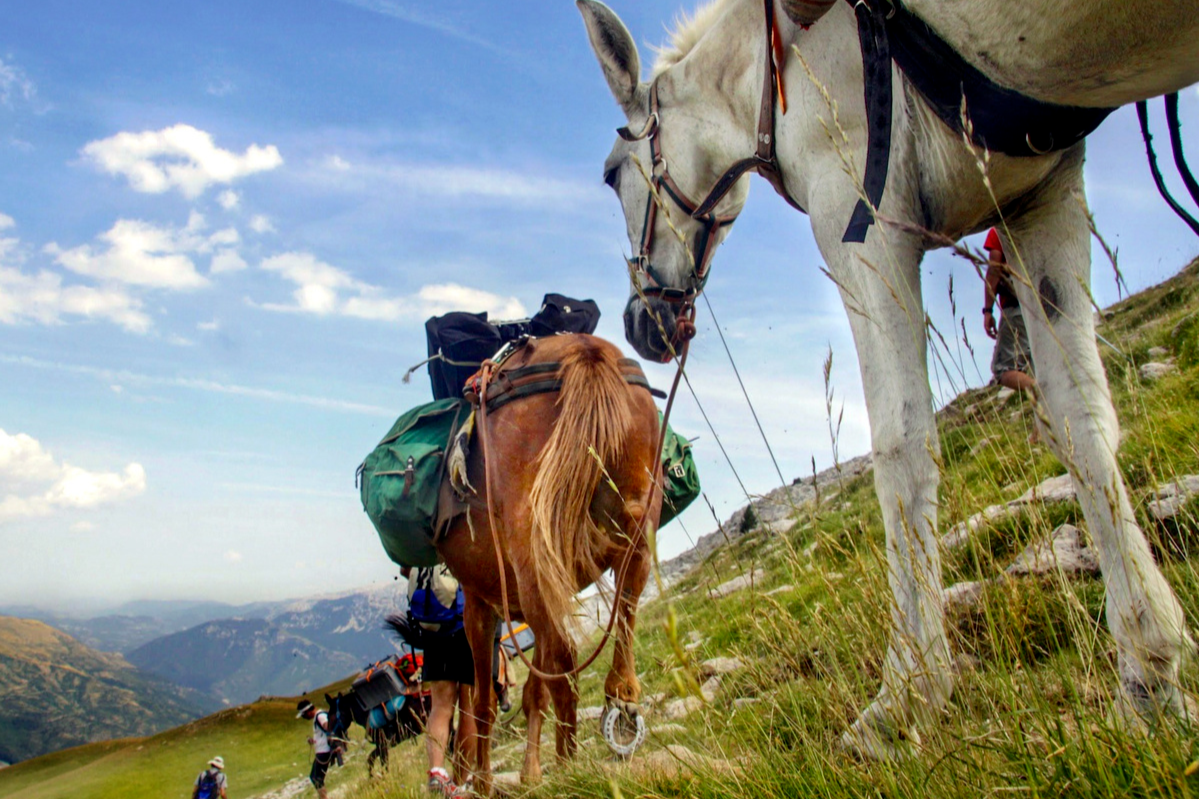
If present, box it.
[700,657,744,677]
[579,705,604,721]
[732,697,762,709]
[1015,473,1076,505]
[708,569,765,598]
[660,696,704,720]
[943,504,1011,550]
[1006,524,1099,576]
[943,580,988,609]
[493,772,521,788]
[764,584,795,597]
[1139,361,1177,381]
[700,676,721,702]
[1148,346,1170,358]
[1148,475,1199,520]
[630,744,738,777]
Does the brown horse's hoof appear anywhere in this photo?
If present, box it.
[601,702,647,759]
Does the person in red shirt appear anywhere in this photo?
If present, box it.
[982,228,1035,391]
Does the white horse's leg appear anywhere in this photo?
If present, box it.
[811,199,953,758]
[1004,145,1193,725]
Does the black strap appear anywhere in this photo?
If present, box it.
[884,0,1114,157]
[841,0,1118,243]
[843,0,892,243]
[1138,97,1199,238]
[1165,93,1199,213]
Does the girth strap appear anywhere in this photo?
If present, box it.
[843,0,1116,242]
[843,0,892,243]
[480,358,664,414]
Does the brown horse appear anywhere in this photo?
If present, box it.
[435,333,661,795]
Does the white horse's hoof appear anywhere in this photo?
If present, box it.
[839,714,922,761]
[1111,678,1197,732]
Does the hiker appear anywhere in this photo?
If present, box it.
[192,756,228,799]
[297,699,340,799]
[398,565,477,797]
[982,227,1036,392]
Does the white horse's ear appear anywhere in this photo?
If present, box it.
[578,0,642,114]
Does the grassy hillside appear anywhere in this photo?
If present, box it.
[0,618,202,765]
[5,258,1198,799]
[0,676,363,799]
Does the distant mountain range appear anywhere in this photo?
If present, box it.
[0,617,202,765]
[2,583,410,720]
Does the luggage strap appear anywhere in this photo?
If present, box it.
[473,358,664,414]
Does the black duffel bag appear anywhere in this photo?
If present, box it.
[424,294,600,400]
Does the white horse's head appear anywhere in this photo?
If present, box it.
[579,0,755,362]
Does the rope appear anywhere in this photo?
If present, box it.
[701,292,788,488]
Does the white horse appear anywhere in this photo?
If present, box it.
[579,0,1197,758]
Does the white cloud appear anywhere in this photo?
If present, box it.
[0,212,14,230]
[210,249,247,274]
[70,521,95,533]
[1,353,396,417]
[197,318,220,331]
[0,265,152,332]
[248,214,275,234]
[206,79,235,97]
[317,158,597,206]
[0,429,146,524]
[224,550,243,563]
[0,213,166,333]
[331,1,513,58]
[46,213,242,290]
[217,190,240,210]
[82,124,283,199]
[259,251,526,320]
[0,57,36,107]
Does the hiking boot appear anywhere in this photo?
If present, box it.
[427,767,456,796]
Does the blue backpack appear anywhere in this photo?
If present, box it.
[408,566,464,635]
[196,770,220,799]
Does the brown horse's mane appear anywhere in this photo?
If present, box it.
[527,337,635,637]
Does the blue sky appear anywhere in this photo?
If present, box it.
[1,0,1196,610]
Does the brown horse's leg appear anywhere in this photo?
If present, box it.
[463,591,495,796]
[604,543,652,707]
[520,658,549,784]
[539,632,579,762]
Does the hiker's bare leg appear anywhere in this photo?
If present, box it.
[998,368,1036,391]
[426,680,457,772]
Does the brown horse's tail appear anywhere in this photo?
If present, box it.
[528,336,635,639]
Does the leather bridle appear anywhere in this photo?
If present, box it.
[618,0,803,324]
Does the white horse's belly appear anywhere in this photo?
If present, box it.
[903,0,1199,107]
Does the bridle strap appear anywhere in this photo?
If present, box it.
[623,0,804,307]
[693,0,804,219]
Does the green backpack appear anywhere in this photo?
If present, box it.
[359,399,466,567]
[659,418,700,526]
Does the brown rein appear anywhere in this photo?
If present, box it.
[476,335,691,682]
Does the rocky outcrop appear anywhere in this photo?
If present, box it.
[646,454,873,600]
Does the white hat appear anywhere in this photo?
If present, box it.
[209,756,224,770]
